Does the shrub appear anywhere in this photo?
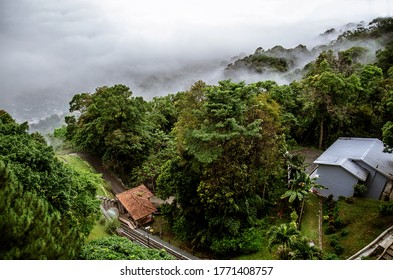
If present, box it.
[340,229,349,237]
[325,224,336,235]
[99,216,107,225]
[354,183,367,197]
[80,236,175,260]
[210,236,239,256]
[324,253,339,260]
[210,226,266,256]
[379,201,393,217]
[329,235,340,247]
[334,217,345,229]
[238,227,265,255]
[334,244,344,255]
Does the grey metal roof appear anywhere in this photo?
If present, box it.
[341,159,369,181]
[314,137,393,180]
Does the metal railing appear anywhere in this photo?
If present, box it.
[118,221,192,260]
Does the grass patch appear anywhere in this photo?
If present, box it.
[87,220,111,242]
[58,154,113,198]
[58,154,95,173]
[300,194,320,243]
[322,197,393,259]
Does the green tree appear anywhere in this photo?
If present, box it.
[0,114,99,259]
[376,41,393,76]
[267,221,322,260]
[0,161,63,259]
[281,171,315,207]
[381,68,393,151]
[302,59,353,149]
[66,85,150,180]
[267,223,299,252]
[157,80,286,255]
[290,237,323,260]
[131,94,180,189]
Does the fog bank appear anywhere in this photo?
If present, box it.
[0,0,392,121]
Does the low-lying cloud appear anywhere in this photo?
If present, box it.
[0,0,392,121]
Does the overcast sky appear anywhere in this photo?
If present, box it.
[0,0,392,121]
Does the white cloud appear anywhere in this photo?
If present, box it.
[0,0,392,121]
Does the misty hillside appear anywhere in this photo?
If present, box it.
[8,17,393,128]
[224,17,393,83]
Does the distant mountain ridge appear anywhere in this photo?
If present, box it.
[224,17,393,82]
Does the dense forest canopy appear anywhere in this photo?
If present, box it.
[0,110,99,259]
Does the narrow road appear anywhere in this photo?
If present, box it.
[75,152,127,195]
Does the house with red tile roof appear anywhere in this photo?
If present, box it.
[116,184,157,226]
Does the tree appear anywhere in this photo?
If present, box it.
[290,237,323,260]
[281,171,315,207]
[0,161,63,259]
[380,68,393,151]
[131,94,180,189]
[297,50,389,148]
[0,113,99,259]
[376,41,393,76]
[267,221,322,260]
[302,58,353,149]
[66,85,150,180]
[267,222,299,249]
[157,80,287,255]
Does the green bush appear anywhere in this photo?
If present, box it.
[340,229,349,237]
[324,253,339,260]
[238,227,265,255]
[210,226,266,256]
[379,201,393,217]
[99,216,106,225]
[354,183,367,197]
[210,237,239,257]
[334,244,344,255]
[329,235,340,247]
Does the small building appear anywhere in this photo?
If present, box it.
[116,184,157,227]
[312,137,393,200]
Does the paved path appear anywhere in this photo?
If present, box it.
[75,152,127,195]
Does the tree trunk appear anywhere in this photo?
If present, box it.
[319,117,324,150]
